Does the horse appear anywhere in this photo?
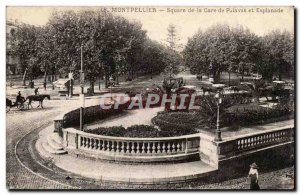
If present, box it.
[26,94,50,108]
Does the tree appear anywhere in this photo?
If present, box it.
[261,30,294,80]
[9,23,40,85]
[163,24,182,79]
[184,24,262,83]
[10,9,176,92]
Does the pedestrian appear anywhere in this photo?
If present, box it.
[248,162,260,190]
[43,82,47,91]
[34,87,39,95]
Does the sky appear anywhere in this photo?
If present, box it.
[6,6,294,46]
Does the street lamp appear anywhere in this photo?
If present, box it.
[80,44,85,132]
[109,75,113,101]
[214,92,223,141]
[212,84,225,141]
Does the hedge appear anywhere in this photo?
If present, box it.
[85,124,195,138]
[63,102,129,127]
[224,102,294,127]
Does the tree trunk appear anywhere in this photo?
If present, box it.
[22,68,28,86]
[44,71,47,85]
[241,68,244,81]
[213,71,221,83]
[98,76,101,91]
[89,80,95,94]
[105,74,108,88]
[116,71,119,85]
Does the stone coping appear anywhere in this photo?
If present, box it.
[217,121,294,143]
[64,127,200,141]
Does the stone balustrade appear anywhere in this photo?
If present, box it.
[217,127,294,157]
[63,128,200,162]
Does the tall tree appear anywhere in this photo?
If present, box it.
[9,23,40,85]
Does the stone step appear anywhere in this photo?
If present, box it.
[47,134,63,151]
[49,133,63,145]
[42,142,67,155]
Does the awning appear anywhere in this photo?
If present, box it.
[53,79,71,88]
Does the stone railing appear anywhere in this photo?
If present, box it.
[63,128,200,162]
[217,126,294,158]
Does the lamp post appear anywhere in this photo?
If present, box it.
[214,92,222,141]
[212,84,225,141]
[109,75,113,101]
[80,44,85,132]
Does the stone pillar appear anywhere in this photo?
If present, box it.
[54,118,64,137]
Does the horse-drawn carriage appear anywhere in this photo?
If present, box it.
[6,94,50,112]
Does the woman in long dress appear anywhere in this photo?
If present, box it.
[248,162,260,190]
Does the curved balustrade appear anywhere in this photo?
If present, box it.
[63,128,200,162]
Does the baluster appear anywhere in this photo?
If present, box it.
[151,142,155,153]
[167,142,171,153]
[177,142,181,152]
[111,141,115,152]
[237,140,241,150]
[87,138,91,148]
[121,142,125,153]
[91,139,94,149]
[157,142,161,153]
[132,142,136,153]
[126,142,130,153]
[102,140,106,150]
[172,143,176,152]
[116,141,120,152]
[107,141,111,151]
[83,137,86,147]
[162,143,166,153]
[147,143,151,153]
[98,140,102,150]
[94,139,98,149]
[80,137,83,147]
[136,142,140,153]
[142,142,145,153]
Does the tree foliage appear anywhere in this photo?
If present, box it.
[8,9,178,89]
[183,24,294,82]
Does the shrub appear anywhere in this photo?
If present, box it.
[126,125,160,138]
[224,102,294,127]
[63,101,129,127]
[152,111,199,135]
[85,126,126,136]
